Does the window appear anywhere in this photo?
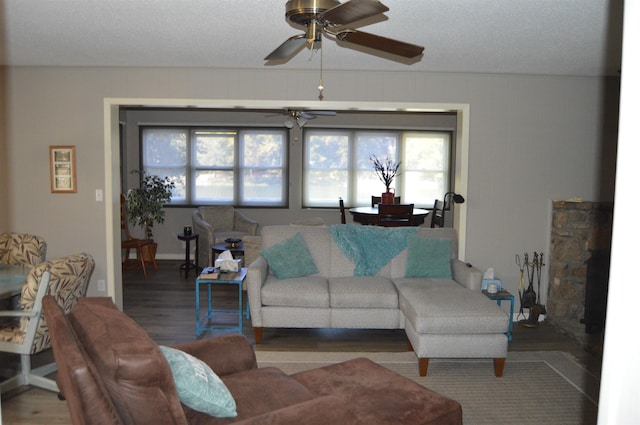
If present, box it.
[303,129,451,208]
[141,127,288,206]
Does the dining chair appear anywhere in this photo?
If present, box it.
[339,198,346,224]
[0,232,47,267]
[377,203,415,227]
[0,252,95,394]
[371,195,401,207]
[121,194,157,278]
[431,199,445,228]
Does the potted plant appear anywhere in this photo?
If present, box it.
[370,155,401,204]
[125,170,175,261]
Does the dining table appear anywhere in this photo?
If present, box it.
[348,206,431,226]
[0,264,30,299]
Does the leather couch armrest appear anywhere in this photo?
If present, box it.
[232,395,357,425]
[451,259,483,291]
[172,334,257,377]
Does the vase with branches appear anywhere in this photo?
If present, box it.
[370,155,401,190]
[370,155,401,205]
[125,170,175,239]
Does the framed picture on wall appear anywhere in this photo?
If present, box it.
[49,145,77,193]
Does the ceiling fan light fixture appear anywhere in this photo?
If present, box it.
[284,117,295,128]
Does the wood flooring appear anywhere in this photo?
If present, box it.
[1,260,604,424]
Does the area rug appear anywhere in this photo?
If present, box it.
[256,350,600,425]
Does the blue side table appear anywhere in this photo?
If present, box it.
[482,289,515,342]
[195,268,249,337]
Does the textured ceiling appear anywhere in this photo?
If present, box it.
[1,0,623,77]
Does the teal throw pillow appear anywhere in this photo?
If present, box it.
[159,345,237,418]
[260,232,319,279]
[405,235,452,278]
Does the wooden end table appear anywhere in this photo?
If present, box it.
[177,233,199,278]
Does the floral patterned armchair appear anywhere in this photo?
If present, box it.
[0,232,47,267]
[0,252,95,393]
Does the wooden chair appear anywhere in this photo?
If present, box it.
[121,194,157,278]
[431,199,445,228]
[339,198,346,224]
[0,252,95,394]
[377,203,414,227]
[371,195,401,207]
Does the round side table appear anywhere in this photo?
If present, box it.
[211,241,245,265]
[177,233,199,278]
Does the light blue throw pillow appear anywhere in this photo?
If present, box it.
[260,232,319,279]
[159,345,237,418]
[405,236,452,278]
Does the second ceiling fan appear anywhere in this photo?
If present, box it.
[265,0,424,62]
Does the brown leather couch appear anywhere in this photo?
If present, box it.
[42,296,462,425]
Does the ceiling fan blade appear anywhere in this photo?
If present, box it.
[336,29,424,58]
[304,110,337,117]
[321,0,388,26]
[264,34,308,61]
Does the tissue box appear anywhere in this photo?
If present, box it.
[215,258,241,272]
[481,278,502,292]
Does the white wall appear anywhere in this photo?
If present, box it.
[3,68,618,304]
[597,1,640,422]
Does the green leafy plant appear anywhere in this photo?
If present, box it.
[370,155,401,190]
[125,170,175,239]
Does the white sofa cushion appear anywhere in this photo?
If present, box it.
[329,276,398,309]
[396,279,509,334]
[261,275,330,308]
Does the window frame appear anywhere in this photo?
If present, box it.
[139,125,289,207]
[302,128,454,209]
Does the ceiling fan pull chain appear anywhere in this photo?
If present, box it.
[318,39,324,101]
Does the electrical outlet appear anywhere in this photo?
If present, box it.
[98,279,106,292]
[95,189,103,202]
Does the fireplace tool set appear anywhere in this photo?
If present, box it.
[516,252,547,328]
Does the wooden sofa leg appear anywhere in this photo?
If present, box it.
[253,327,263,344]
[418,358,429,377]
[493,358,505,377]
[407,339,414,352]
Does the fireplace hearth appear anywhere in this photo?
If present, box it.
[548,201,613,340]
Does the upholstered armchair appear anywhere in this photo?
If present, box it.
[0,232,47,267]
[0,252,95,393]
[192,206,259,267]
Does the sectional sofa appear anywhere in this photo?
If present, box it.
[246,225,510,376]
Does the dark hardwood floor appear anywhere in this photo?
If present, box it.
[123,260,604,375]
[0,259,604,424]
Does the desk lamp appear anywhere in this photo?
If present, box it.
[443,192,465,210]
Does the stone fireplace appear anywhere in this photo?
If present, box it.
[548,201,613,342]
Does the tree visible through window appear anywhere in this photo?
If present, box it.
[141,127,288,206]
[303,129,451,208]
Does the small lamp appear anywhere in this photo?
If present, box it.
[443,192,465,210]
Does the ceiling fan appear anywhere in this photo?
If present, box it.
[271,108,337,128]
[265,0,424,62]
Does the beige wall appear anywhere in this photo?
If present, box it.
[2,67,619,303]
